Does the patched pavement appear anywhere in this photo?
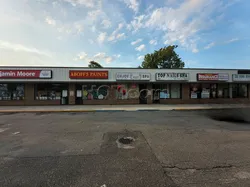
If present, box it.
[1,110,250,186]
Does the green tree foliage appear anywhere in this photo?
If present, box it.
[88,61,103,68]
[141,45,185,69]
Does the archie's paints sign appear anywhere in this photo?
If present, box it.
[0,70,52,79]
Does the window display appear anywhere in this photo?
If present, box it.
[115,83,139,100]
[152,84,181,99]
[0,83,24,101]
[232,84,248,98]
[35,83,68,100]
[76,84,110,100]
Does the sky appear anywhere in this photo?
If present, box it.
[0,0,249,68]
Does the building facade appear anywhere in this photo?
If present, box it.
[0,67,250,106]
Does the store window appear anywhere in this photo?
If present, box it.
[232,84,248,98]
[35,83,68,100]
[0,83,24,101]
[153,84,181,99]
[190,84,221,99]
[217,84,229,98]
[115,83,139,100]
[76,84,110,100]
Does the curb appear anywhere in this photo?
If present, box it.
[0,107,249,113]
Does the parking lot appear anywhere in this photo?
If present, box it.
[1,110,250,187]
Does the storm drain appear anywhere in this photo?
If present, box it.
[118,137,135,144]
[116,136,135,149]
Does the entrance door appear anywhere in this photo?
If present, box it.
[61,90,68,105]
[139,84,147,104]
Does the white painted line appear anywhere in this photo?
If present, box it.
[12,132,20,135]
[0,128,9,133]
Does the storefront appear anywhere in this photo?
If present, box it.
[152,73,188,103]
[0,67,249,105]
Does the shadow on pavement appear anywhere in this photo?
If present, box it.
[206,108,250,124]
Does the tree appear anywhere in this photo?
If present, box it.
[141,45,185,69]
[88,61,103,68]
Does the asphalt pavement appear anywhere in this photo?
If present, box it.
[1,109,250,187]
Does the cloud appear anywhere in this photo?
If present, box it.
[45,16,56,26]
[225,38,239,43]
[101,19,112,29]
[123,0,140,12]
[74,52,116,64]
[97,32,107,44]
[204,42,215,49]
[62,0,96,8]
[149,39,157,45]
[135,44,145,51]
[74,52,88,61]
[114,54,121,58]
[131,38,142,45]
[0,40,51,57]
[145,0,225,52]
[93,52,114,64]
[116,33,126,39]
[137,55,144,60]
[107,23,126,42]
[127,15,145,33]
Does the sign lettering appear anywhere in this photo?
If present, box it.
[233,74,250,82]
[156,73,189,81]
[0,70,52,79]
[116,73,150,80]
[197,73,229,81]
[69,70,108,79]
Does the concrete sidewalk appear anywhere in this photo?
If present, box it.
[0,104,249,113]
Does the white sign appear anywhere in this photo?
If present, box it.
[76,90,82,97]
[116,73,150,80]
[156,73,189,81]
[233,74,250,82]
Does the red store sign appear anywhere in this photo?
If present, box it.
[197,73,229,81]
[0,70,52,79]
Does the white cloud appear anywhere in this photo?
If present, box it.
[62,0,96,8]
[192,48,199,53]
[116,33,126,39]
[131,38,142,45]
[123,0,140,12]
[204,42,215,49]
[114,54,121,58]
[93,52,115,64]
[45,16,56,26]
[107,23,125,42]
[127,15,145,33]
[225,38,239,43]
[0,40,51,57]
[137,55,144,60]
[97,32,107,44]
[135,44,145,51]
[149,39,157,45]
[145,0,224,52]
[101,19,112,29]
[75,52,88,61]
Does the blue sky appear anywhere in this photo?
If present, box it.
[0,0,249,68]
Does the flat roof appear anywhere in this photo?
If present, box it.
[0,66,249,71]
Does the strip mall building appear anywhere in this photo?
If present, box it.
[0,67,250,106]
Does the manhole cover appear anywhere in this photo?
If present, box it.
[118,137,135,144]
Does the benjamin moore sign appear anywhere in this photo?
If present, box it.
[233,74,250,81]
[155,73,189,81]
[116,72,151,80]
[0,70,52,79]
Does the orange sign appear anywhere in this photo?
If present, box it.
[69,70,108,79]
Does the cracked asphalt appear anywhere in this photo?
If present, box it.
[1,109,250,187]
